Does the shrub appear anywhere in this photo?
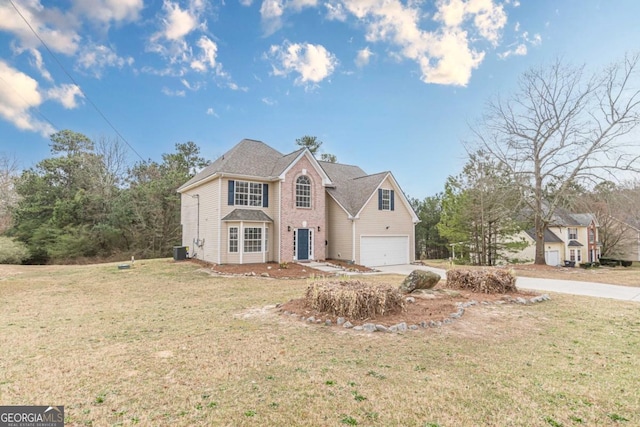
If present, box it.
[580,262,600,269]
[446,268,517,293]
[305,280,405,320]
[0,237,30,264]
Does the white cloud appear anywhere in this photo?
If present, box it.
[164,1,199,40]
[190,36,218,72]
[28,48,53,82]
[76,44,134,77]
[325,1,348,21]
[262,97,277,106]
[72,0,143,24]
[0,61,55,136]
[239,0,254,5]
[0,1,80,55]
[318,0,508,86]
[289,0,318,11]
[260,0,285,35]
[268,42,338,86]
[161,87,186,96]
[419,29,484,85]
[46,84,84,109]
[206,107,219,117]
[355,47,373,67]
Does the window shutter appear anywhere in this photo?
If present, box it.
[263,183,269,207]
[390,190,395,211]
[228,180,235,206]
[378,188,382,210]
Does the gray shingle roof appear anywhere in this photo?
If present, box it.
[548,206,596,227]
[221,209,273,222]
[178,139,284,191]
[567,240,584,247]
[178,139,401,218]
[525,228,564,243]
[320,161,389,216]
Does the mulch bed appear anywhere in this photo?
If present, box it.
[279,285,541,327]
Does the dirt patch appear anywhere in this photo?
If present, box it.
[325,259,376,272]
[189,260,325,279]
[278,285,541,328]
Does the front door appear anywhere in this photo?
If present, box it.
[297,229,309,261]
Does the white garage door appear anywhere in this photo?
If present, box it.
[545,250,560,266]
[361,236,409,266]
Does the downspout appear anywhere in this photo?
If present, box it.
[351,219,356,263]
[278,180,282,263]
[218,177,222,264]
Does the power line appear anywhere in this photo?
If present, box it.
[8,0,146,162]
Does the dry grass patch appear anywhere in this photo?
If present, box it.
[422,259,640,287]
[1,260,639,426]
[446,268,518,293]
[305,279,404,320]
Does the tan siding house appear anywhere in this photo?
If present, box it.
[507,209,600,266]
[178,139,419,266]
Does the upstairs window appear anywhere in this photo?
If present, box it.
[228,180,268,207]
[589,229,595,243]
[296,175,311,208]
[568,228,578,240]
[378,188,395,211]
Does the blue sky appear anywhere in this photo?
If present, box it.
[1,0,639,199]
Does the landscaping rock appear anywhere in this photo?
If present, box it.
[362,323,376,332]
[337,317,346,325]
[399,270,441,293]
[343,321,353,329]
[376,324,390,333]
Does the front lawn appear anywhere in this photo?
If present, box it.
[1,259,638,426]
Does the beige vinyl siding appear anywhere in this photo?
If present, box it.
[326,195,353,261]
[180,180,220,263]
[353,176,415,264]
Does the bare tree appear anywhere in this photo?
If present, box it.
[0,153,19,234]
[473,54,640,264]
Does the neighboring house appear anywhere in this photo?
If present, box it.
[508,208,600,266]
[177,139,419,267]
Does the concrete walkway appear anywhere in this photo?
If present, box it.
[373,264,640,303]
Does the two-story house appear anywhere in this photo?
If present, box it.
[509,208,600,266]
[177,139,419,267]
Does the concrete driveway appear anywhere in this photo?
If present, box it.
[374,264,640,303]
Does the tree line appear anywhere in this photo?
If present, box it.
[1,54,639,265]
[1,130,207,264]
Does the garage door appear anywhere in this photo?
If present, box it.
[545,250,559,266]
[361,236,409,266]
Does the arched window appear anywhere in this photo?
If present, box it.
[296,175,311,208]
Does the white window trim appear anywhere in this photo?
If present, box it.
[381,189,391,211]
[229,226,239,253]
[235,181,263,207]
[568,227,578,240]
[296,175,312,208]
[244,227,263,253]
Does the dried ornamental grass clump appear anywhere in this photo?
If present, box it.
[305,280,405,320]
[446,268,518,294]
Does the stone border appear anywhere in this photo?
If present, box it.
[277,294,551,333]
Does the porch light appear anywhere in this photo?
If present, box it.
[288,226,291,232]
[317,226,321,232]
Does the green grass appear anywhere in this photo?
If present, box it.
[1,259,639,426]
